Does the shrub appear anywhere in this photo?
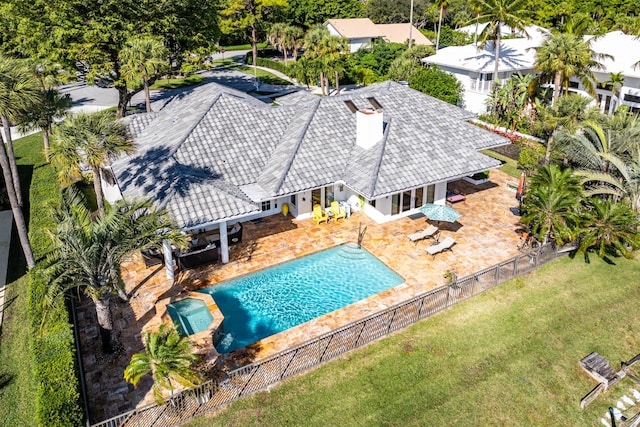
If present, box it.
[518,143,545,171]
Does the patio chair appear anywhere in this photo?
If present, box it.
[312,204,328,224]
[407,225,439,244]
[425,236,456,259]
[330,201,346,220]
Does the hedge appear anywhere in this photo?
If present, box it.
[25,135,83,426]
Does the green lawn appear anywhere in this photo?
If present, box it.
[228,64,292,86]
[0,133,48,426]
[149,74,206,90]
[187,255,640,427]
[482,149,521,178]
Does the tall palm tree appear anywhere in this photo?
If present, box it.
[435,0,450,52]
[18,89,72,161]
[45,188,185,353]
[0,138,34,268]
[124,324,201,405]
[577,198,640,261]
[50,110,135,215]
[470,0,529,83]
[534,32,609,106]
[522,164,583,244]
[119,36,168,113]
[0,55,40,206]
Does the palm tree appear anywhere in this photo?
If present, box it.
[45,188,185,353]
[577,198,640,261]
[283,25,304,63]
[119,36,168,113]
[470,0,529,83]
[534,32,609,106]
[124,324,201,404]
[605,71,624,98]
[0,55,40,206]
[18,89,72,161]
[558,120,639,174]
[522,164,583,244]
[0,137,35,268]
[50,110,135,215]
[435,0,450,52]
[267,23,287,64]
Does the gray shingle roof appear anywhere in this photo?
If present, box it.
[111,81,507,228]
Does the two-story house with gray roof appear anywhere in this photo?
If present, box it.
[104,81,507,275]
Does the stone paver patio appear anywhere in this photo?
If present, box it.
[78,169,525,423]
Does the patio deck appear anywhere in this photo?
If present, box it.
[77,169,525,422]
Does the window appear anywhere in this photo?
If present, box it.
[367,97,383,109]
[414,187,424,208]
[324,185,334,207]
[624,93,640,103]
[402,191,411,213]
[426,185,435,204]
[369,198,376,208]
[344,100,358,113]
[568,81,579,89]
[261,200,271,211]
[312,188,321,206]
[391,194,400,215]
[290,194,296,206]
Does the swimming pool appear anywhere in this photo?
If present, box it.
[198,244,404,353]
[167,298,214,336]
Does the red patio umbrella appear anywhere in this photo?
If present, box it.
[516,172,526,200]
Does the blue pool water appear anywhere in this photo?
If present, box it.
[167,298,213,336]
[198,244,404,353]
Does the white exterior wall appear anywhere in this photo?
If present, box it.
[102,170,123,204]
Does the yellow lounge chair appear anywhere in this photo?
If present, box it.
[330,201,346,220]
[312,204,328,224]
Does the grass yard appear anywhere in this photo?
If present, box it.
[0,132,50,426]
[149,74,206,90]
[187,255,640,426]
[228,64,292,86]
[482,149,521,178]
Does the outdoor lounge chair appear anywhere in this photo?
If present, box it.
[330,201,346,220]
[312,204,328,224]
[446,190,466,204]
[425,236,456,258]
[407,225,439,244]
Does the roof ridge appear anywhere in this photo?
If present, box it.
[257,98,321,195]
[166,91,223,158]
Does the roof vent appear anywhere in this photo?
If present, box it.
[356,109,384,149]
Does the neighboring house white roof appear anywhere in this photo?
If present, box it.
[112,82,505,229]
[423,29,639,79]
[587,31,640,79]
[457,23,549,41]
[325,18,433,46]
[422,37,540,73]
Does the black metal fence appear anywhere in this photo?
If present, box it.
[91,243,570,427]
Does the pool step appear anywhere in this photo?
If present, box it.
[337,244,367,259]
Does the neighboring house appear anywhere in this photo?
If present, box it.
[105,81,506,270]
[422,26,549,114]
[423,28,640,115]
[325,18,433,53]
